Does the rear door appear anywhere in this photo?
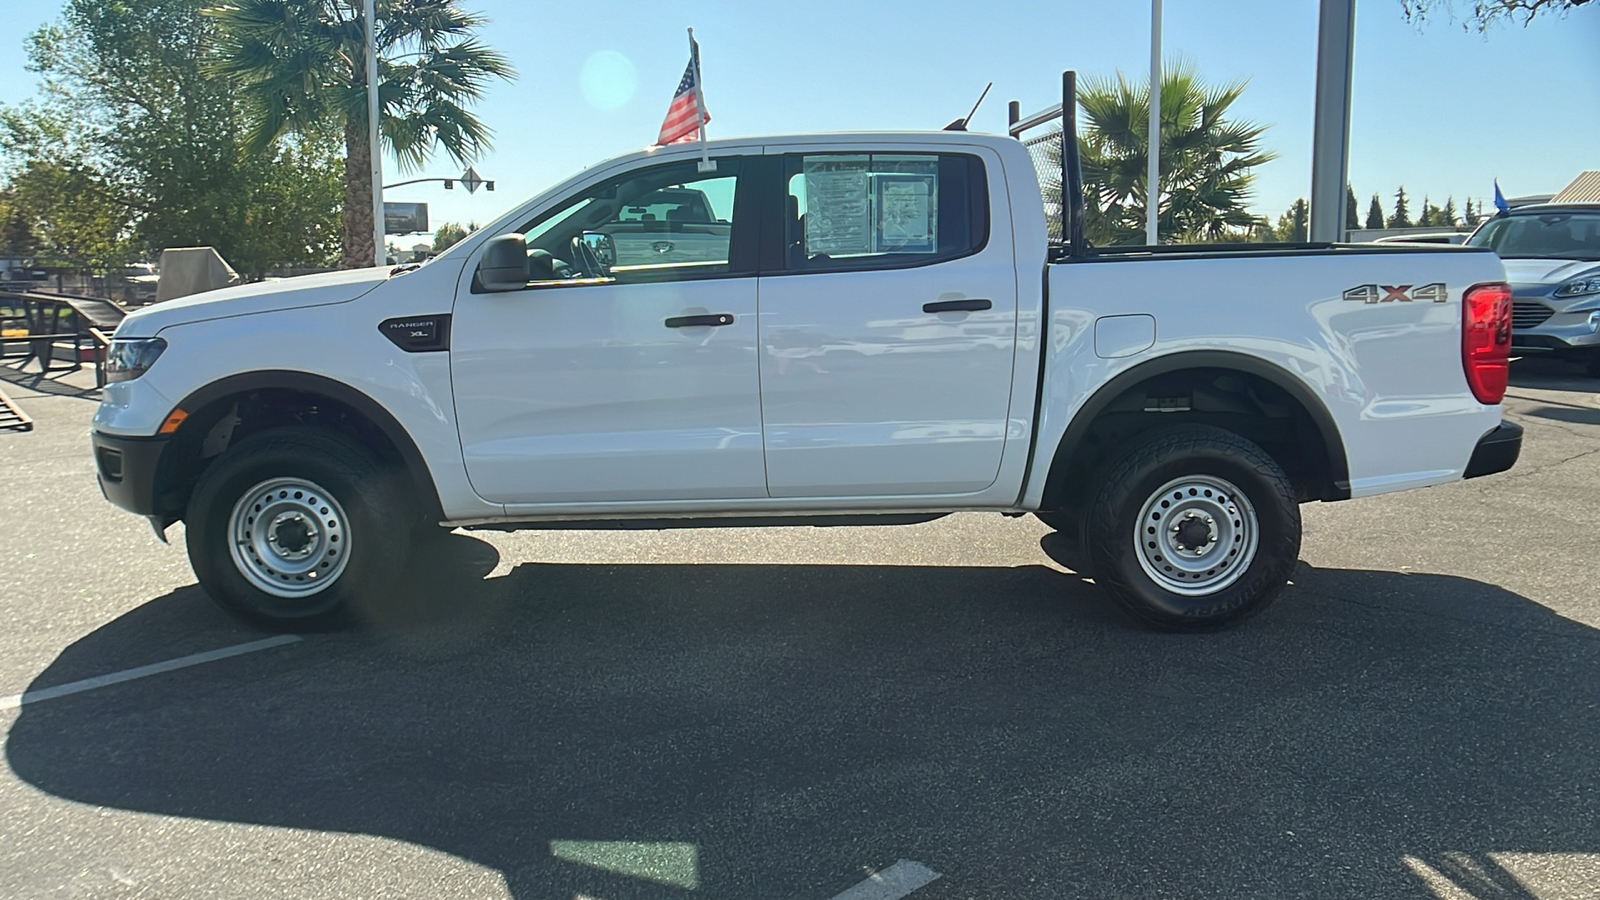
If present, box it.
[756,147,1020,497]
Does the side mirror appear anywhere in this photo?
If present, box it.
[477,233,529,292]
[581,231,616,268]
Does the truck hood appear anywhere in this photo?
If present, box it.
[1500,257,1600,287]
[115,267,392,338]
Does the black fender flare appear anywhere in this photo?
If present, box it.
[1040,350,1352,503]
[172,370,445,521]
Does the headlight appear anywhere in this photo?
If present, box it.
[105,337,167,383]
[1553,278,1600,298]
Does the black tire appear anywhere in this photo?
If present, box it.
[1085,424,1300,630]
[186,427,412,630]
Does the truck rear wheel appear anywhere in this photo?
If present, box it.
[1086,425,1300,629]
[186,427,411,630]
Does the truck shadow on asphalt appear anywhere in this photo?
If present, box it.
[8,532,1598,898]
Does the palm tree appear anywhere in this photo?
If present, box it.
[205,0,513,267]
[1050,61,1275,245]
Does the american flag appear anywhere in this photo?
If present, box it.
[657,39,709,145]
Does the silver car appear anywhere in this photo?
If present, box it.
[1465,203,1600,376]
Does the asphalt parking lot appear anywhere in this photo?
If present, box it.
[1,360,1598,900]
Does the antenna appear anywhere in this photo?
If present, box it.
[943,82,993,131]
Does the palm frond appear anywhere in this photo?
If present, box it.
[1048,57,1278,245]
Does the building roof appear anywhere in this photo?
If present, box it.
[1553,171,1600,204]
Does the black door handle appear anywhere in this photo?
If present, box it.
[665,313,736,328]
[923,298,992,313]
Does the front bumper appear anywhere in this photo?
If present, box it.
[1463,422,1522,479]
[91,430,169,517]
[1510,293,1600,353]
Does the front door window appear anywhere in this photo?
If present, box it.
[514,159,746,285]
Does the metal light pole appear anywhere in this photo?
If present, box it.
[1147,0,1162,246]
[1310,0,1356,243]
[364,0,384,266]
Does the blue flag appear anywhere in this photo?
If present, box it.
[1493,179,1510,213]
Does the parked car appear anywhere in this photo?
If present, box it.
[1372,232,1467,245]
[1464,203,1600,375]
[111,263,160,305]
[89,128,1518,632]
[596,186,732,269]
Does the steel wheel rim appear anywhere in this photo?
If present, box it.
[1133,474,1259,596]
[228,477,351,599]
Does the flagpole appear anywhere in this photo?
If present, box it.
[690,28,714,173]
[1146,0,1162,246]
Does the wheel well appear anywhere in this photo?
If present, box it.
[152,382,442,524]
[1041,365,1347,512]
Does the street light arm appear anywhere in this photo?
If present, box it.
[382,177,455,190]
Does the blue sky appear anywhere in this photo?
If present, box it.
[1,0,1596,239]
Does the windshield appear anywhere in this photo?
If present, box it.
[1466,210,1600,260]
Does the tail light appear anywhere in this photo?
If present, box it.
[1462,282,1512,405]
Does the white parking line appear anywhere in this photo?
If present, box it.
[829,860,941,900]
[0,635,302,710]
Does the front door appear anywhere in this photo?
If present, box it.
[450,156,767,505]
[756,148,1020,497]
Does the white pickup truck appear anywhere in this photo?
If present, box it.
[90,127,1521,631]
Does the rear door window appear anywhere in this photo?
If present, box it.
[778,152,988,272]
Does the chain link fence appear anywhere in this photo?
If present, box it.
[1016,126,1065,244]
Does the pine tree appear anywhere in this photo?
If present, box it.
[1366,194,1384,230]
[1418,195,1434,227]
[1388,186,1412,228]
[1441,196,1459,227]
[1276,199,1309,242]
[1346,186,1360,231]
[1464,198,1481,228]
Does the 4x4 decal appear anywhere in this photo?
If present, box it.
[1343,283,1448,304]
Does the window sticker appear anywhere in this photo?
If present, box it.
[804,156,872,256]
[801,154,940,258]
[873,174,936,253]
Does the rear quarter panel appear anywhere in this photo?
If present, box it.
[1025,247,1508,506]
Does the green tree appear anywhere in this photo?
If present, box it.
[431,221,470,252]
[1275,198,1310,242]
[207,0,514,269]
[1400,0,1591,29]
[0,190,41,259]
[1051,60,1275,245]
[1388,186,1413,228]
[1366,194,1385,229]
[3,0,344,277]
[0,103,136,267]
[0,159,132,267]
[1464,197,1482,227]
[1418,195,1435,227]
[1441,196,1459,227]
[1346,186,1360,231]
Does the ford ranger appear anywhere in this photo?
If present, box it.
[89,116,1521,631]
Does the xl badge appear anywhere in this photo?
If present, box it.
[1343,283,1447,304]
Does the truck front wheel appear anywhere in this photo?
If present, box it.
[1086,425,1300,630]
[186,427,411,630]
